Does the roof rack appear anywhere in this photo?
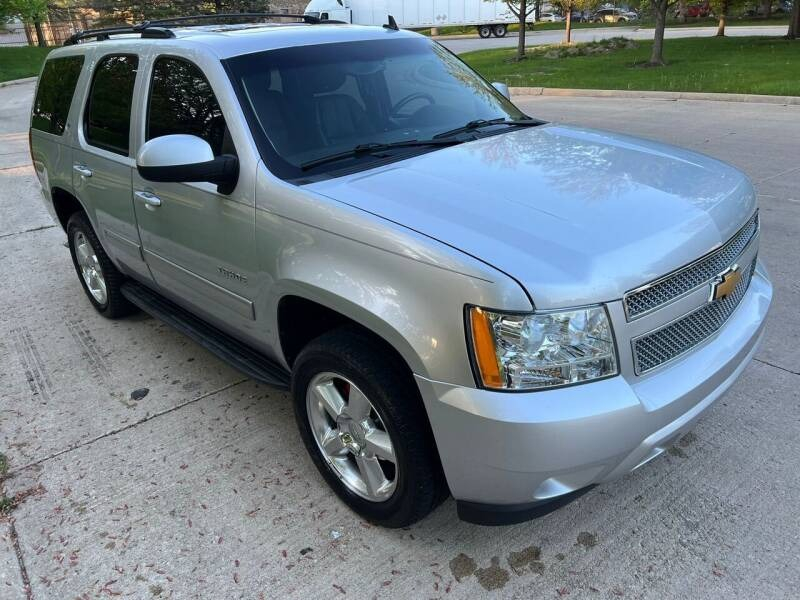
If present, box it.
[64,13,324,46]
[64,24,173,45]
[143,13,322,27]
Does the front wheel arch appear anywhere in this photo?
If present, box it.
[275,291,428,377]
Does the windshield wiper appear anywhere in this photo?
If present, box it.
[433,117,544,140]
[300,139,463,171]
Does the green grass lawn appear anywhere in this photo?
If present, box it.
[0,46,52,83]
[462,36,800,96]
[419,15,790,36]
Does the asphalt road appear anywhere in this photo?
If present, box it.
[1,81,799,599]
[439,24,788,53]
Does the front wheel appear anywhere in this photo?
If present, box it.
[292,328,445,527]
[492,24,507,37]
[478,24,492,38]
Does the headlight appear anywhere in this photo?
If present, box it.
[467,305,618,390]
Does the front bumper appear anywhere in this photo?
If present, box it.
[416,262,772,525]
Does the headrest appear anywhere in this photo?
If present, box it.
[308,68,346,94]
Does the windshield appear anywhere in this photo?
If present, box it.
[225,37,526,180]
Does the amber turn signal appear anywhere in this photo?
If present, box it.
[469,307,503,388]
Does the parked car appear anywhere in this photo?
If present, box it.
[675,2,712,18]
[538,12,565,22]
[570,8,589,22]
[592,8,639,22]
[30,14,771,527]
[745,0,793,14]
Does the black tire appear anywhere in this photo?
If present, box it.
[492,24,507,37]
[291,328,445,527]
[67,211,136,318]
[478,25,492,38]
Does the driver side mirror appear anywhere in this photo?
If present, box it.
[136,134,239,195]
[492,82,511,100]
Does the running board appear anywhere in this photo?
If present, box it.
[121,280,291,389]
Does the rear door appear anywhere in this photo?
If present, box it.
[131,55,257,331]
[72,51,152,282]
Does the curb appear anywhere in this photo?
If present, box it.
[0,77,37,88]
[510,87,800,106]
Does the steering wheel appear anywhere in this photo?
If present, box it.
[390,92,435,118]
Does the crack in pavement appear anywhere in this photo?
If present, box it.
[7,518,33,600]
[8,378,249,476]
[2,375,250,599]
[1,473,32,599]
[754,357,800,376]
[0,164,30,172]
[0,224,56,240]
[754,165,800,184]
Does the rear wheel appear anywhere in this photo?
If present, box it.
[67,212,136,318]
[478,25,493,38]
[492,24,507,37]
[292,328,444,527]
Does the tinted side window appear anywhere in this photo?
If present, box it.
[85,54,138,155]
[147,57,227,156]
[31,56,85,135]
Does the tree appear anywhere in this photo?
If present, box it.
[676,0,687,23]
[714,0,730,35]
[85,1,270,25]
[709,0,744,36]
[502,0,537,60]
[551,0,598,44]
[648,0,671,65]
[788,0,800,39]
[0,0,48,46]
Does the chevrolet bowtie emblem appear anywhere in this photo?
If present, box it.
[710,264,741,302]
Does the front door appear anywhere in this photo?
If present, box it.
[131,55,257,330]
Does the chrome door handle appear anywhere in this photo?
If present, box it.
[134,190,162,208]
[73,164,93,177]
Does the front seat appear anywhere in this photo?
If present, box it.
[310,70,376,146]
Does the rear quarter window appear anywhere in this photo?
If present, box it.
[31,55,85,135]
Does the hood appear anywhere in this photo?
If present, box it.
[308,124,756,309]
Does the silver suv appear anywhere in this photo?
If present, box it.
[29,14,772,527]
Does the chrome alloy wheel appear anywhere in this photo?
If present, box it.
[306,372,398,502]
[73,231,107,305]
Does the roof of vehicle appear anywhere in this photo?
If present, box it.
[50,22,422,61]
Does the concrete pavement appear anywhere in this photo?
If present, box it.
[1,81,799,599]
[439,24,787,53]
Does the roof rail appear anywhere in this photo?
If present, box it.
[63,13,323,46]
[143,13,322,26]
[64,24,174,46]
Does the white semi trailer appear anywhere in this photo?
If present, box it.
[303,0,535,38]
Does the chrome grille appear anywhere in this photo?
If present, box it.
[624,212,759,320]
[632,256,757,374]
